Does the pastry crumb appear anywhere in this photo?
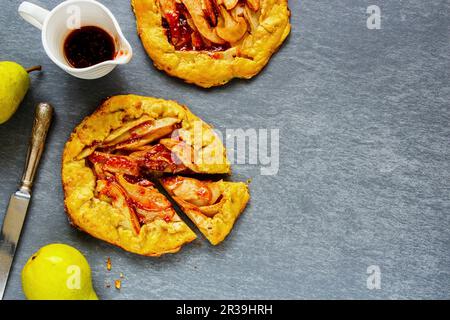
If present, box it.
[106,257,111,271]
[115,279,121,290]
[120,273,124,278]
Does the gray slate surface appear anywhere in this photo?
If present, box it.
[0,0,449,299]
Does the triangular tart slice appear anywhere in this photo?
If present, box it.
[160,176,250,245]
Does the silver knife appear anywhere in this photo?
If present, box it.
[0,103,53,299]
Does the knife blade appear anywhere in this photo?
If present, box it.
[0,103,53,299]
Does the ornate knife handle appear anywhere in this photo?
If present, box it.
[20,103,53,193]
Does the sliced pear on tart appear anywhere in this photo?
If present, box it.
[100,117,181,150]
[160,176,250,245]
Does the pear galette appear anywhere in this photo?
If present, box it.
[62,95,249,256]
[132,0,291,87]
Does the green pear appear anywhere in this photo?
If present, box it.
[0,61,41,124]
[22,244,98,300]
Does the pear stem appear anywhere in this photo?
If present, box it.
[26,66,42,73]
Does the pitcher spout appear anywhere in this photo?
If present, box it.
[113,36,133,65]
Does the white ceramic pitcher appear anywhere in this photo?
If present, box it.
[18,0,133,79]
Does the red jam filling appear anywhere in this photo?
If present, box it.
[89,144,185,226]
[161,3,230,52]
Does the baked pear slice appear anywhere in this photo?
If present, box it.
[160,176,250,245]
[62,95,230,256]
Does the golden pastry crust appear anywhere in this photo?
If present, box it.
[161,176,250,245]
[132,0,291,88]
[62,95,230,256]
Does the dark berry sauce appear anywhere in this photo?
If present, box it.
[64,26,115,68]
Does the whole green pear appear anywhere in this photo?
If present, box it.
[0,61,41,124]
[22,244,98,300]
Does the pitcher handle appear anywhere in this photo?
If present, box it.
[18,1,50,30]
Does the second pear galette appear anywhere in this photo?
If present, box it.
[62,95,249,256]
[132,0,291,87]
